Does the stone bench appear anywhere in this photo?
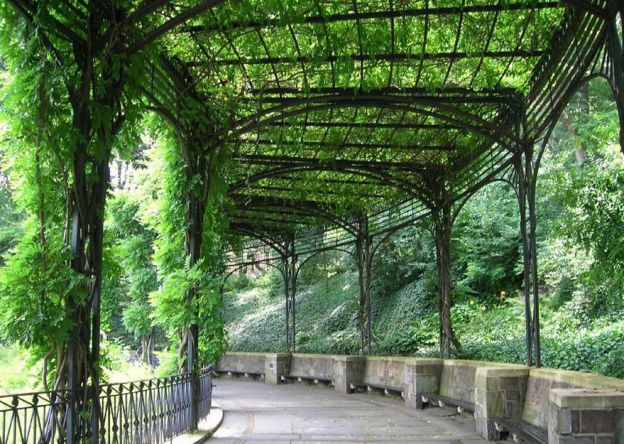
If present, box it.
[424,393,475,413]
[406,359,491,413]
[494,417,548,444]
[349,356,407,397]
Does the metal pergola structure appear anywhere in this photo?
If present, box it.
[4,0,624,441]
[176,0,624,362]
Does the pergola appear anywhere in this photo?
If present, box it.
[3,0,624,441]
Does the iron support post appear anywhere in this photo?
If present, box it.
[186,210,202,431]
[513,140,542,367]
[280,234,298,353]
[66,326,78,444]
[187,323,199,429]
[527,164,541,367]
[516,155,533,368]
[432,199,459,359]
[606,4,624,153]
[354,215,373,355]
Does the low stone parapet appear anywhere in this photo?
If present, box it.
[548,389,624,444]
[522,368,624,430]
[334,356,366,393]
[289,353,335,383]
[404,358,443,408]
[474,366,529,440]
[361,356,409,395]
[217,352,266,378]
[264,353,291,384]
[439,360,481,406]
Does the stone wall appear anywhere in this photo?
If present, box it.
[522,368,624,429]
[474,367,529,440]
[362,356,410,390]
[439,360,480,404]
[548,389,624,444]
[289,353,336,381]
[217,352,266,375]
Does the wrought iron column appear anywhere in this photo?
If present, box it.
[66,208,80,444]
[513,140,542,367]
[66,325,78,444]
[354,215,373,355]
[186,191,203,430]
[606,3,624,153]
[280,233,297,353]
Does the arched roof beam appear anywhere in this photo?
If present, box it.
[183,2,561,34]
[230,195,357,235]
[229,96,518,149]
[228,224,290,256]
[230,164,422,199]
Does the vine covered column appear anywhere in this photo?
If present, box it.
[432,199,462,359]
[513,141,542,367]
[181,129,214,429]
[354,214,373,355]
[280,233,297,353]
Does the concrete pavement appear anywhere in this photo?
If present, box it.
[209,378,496,443]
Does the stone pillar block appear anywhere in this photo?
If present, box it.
[548,389,624,444]
[474,366,529,441]
[265,353,291,385]
[334,356,366,393]
[404,359,443,409]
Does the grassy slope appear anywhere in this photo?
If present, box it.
[224,270,624,379]
[224,270,439,355]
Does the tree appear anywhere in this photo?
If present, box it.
[108,193,158,366]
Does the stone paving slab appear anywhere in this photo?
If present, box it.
[209,379,498,443]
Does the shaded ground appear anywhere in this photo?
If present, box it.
[209,378,496,443]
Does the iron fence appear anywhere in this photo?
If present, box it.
[0,367,212,444]
[198,367,212,420]
[0,389,69,444]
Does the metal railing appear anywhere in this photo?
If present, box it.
[0,367,213,444]
[198,367,213,420]
[0,388,69,443]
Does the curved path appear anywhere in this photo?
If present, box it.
[209,378,494,443]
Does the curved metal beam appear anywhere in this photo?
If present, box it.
[228,94,518,148]
[230,164,426,201]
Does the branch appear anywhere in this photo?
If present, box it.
[4,0,32,21]
[127,0,226,55]
[5,0,77,100]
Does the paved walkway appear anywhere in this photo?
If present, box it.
[209,378,494,443]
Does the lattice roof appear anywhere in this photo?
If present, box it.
[144,0,611,240]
